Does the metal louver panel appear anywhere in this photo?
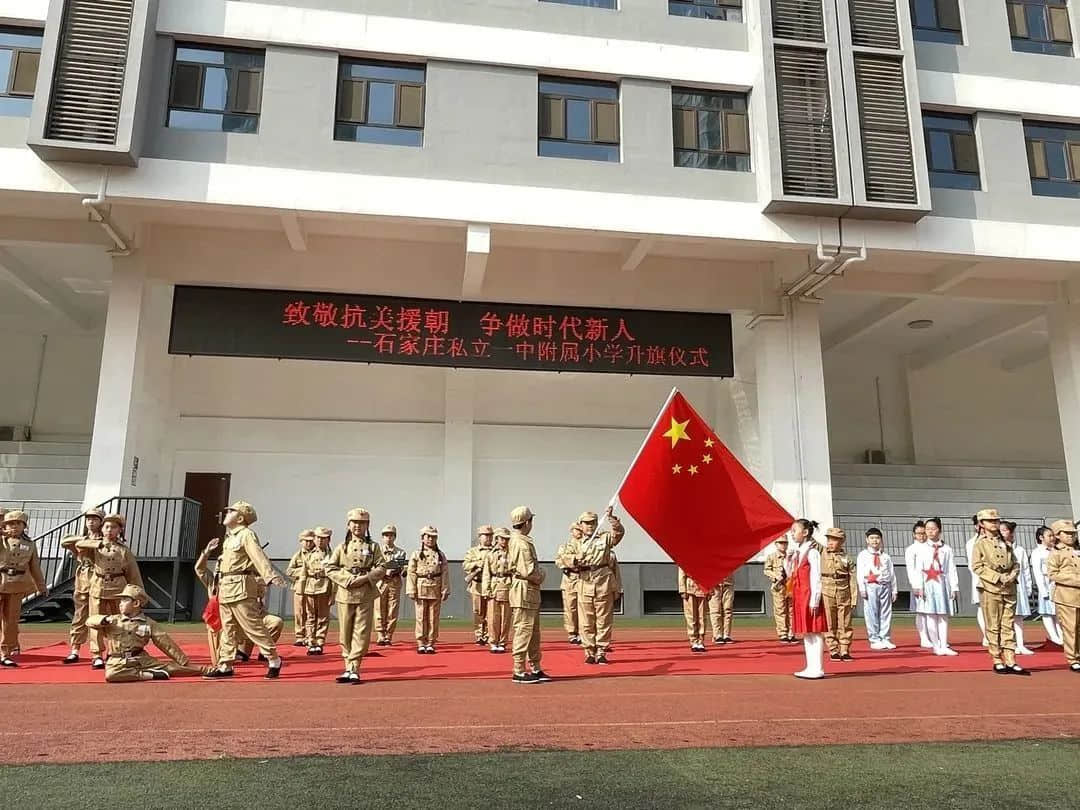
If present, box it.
[771,0,825,42]
[45,0,135,145]
[853,55,916,204]
[849,0,900,48]
[774,47,837,198]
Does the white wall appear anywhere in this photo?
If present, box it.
[824,348,914,464]
[0,329,102,437]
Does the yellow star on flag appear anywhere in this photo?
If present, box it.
[702,454,713,464]
[704,437,715,448]
[662,417,691,448]
[689,465,699,476]
[672,464,682,474]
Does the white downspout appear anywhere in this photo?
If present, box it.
[82,171,132,256]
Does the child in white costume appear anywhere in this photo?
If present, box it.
[904,521,931,648]
[857,529,898,650]
[912,521,960,656]
[1001,521,1034,655]
[1031,526,1063,646]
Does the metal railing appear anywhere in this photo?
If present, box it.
[32,496,202,590]
[3,500,83,536]
[835,515,1048,563]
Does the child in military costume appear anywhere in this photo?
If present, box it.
[820,528,858,661]
[482,527,513,653]
[970,508,1028,675]
[763,537,793,643]
[375,524,407,646]
[1046,519,1080,672]
[407,526,450,654]
[325,508,387,684]
[303,527,335,655]
[285,530,314,646]
[76,513,143,671]
[554,523,584,644]
[709,575,735,644]
[463,525,494,646]
[677,567,709,652]
[60,508,105,664]
[507,506,549,684]
[1001,520,1035,655]
[87,585,204,682]
[575,507,624,665]
[0,510,46,667]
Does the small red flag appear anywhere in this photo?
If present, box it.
[616,389,793,591]
[202,595,222,632]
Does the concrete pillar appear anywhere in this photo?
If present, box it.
[1048,302,1080,517]
[752,299,834,528]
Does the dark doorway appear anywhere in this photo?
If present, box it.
[183,473,231,555]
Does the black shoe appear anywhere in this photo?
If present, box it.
[257,653,268,662]
[723,637,734,644]
[91,657,105,670]
[234,651,250,663]
[714,637,724,644]
[475,639,486,646]
[830,653,842,661]
[532,670,552,682]
[417,647,427,655]
[994,664,1009,675]
[427,646,437,654]
[63,653,80,664]
[292,640,307,647]
[336,671,353,683]
[203,668,234,679]
[1008,665,1031,676]
[0,658,17,668]
[150,670,170,681]
[1070,663,1080,673]
[585,655,597,665]
[349,674,362,685]
[596,654,609,666]
[841,653,854,662]
[265,663,282,680]
[306,646,318,656]
[512,672,539,684]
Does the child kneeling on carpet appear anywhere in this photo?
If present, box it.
[87,584,206,682]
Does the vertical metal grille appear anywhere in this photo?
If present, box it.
[774,47,837,198]
[849,0,901,48]
[854,54,917,204]
[44,0,134,144]
[771,0,826,42]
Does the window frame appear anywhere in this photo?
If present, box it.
[334,59,426,147]
[668,0,744,22]
[538,0,618,8]
[1007,0,1074,56]
[1024,120,1080,198]
[922,111,981,191]
[909,0,964,45]
[166,43,265,133]
[0,27,45,106]
[538,76,621,162]
[671,87,752,172]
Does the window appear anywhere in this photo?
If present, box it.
[1007,0,1074,56]
[672,89,750,171]
[0,27,43,117]
[538,77,619,162]
[669,0,743,21]
[910,0,963,44]
[335,60,425,147]
[1025,120,1080,198]
[167,44,264,133]
[923,112,980,190]
[540,0,616,8]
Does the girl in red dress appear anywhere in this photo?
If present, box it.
[786,519,827,679]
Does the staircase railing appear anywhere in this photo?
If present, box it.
[835,514,1048,563]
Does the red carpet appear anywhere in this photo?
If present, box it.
[0,632,1065,684]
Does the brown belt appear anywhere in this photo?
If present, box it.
[1,568,26,576]
[418,573,441,579]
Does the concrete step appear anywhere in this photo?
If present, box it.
[831,474,1068,493]
[0,454,89,470]
[833,500,1061,521]
[833,486,1071,506]
[0,467,88,485]
[0,441,90,456]
[831,463,1067,481]
[0,481,85,501]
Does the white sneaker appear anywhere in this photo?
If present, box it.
[794,669,825,679]
[919,640,934,649]
[1016,647,1035,656]
[934,647,959,656]
[981,638,989,647]
[882,640,897,650]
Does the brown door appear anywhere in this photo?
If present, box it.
[184,473,231,555]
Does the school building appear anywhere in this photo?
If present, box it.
[1,0,1079,621]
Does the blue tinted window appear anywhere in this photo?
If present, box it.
[335,59,426,148]
[671,87,751,173]
[1023,120,1080,198]
[538,76,620,162]
[540,0,617,7]
[168,44,264,133]
[668,0,743,21]
[923,112,980,191]
[910,0,963,44]
[0,26,43,118]
[1009,0,1073,57]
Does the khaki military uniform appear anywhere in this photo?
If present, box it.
[407,547,450,647]
[821,548,858,656]
[678,568,709,645]
[576,517,624,658]
[302,546,334,648]
[708,576,735,642]
[285,546,309,644]
[75,537,143,657]
[508,528,544,675]
[971,533,1019,667]
[215,525,280,664]
[325,535,386,673]
[194,551,283,668]
[0,532,46,659]
[463,543,493,642]
[1048,541,1080,667]
[87,609,201,682]
[482,542,513,648]
[764,548,792,640]
[60,530,101,650]
[554,535,582,640]
[376,544,407,643]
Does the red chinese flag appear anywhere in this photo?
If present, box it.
[202,594,222,632]
[616,390,793,591]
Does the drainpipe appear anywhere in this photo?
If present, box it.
[82,171,132,256]
[785,241,840,298]
[801,245,867,299]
